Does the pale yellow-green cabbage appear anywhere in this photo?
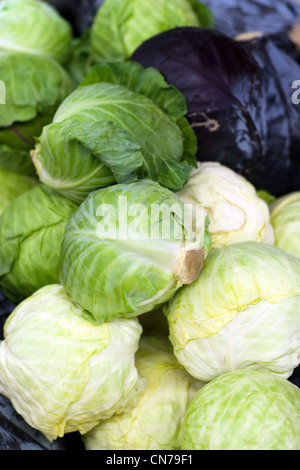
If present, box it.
[177,162,275,248]
[182,370,300,450]
[83,336,204,450]
[0,284,142,442]
[270,192,300,258]
[164,242,300,382]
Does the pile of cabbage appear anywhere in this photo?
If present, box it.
[0,0,300,452]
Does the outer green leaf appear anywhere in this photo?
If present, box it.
[59,180,207,324]
[90,0,213,61]
[0,52,74,128]
[0,146,37,176]
[0,51,74,174]
[175,116,198,167]
[79,61,188,120]
[182,370,300,450]
[0,113,54,176]
[257,189,276,204]
[189,0,215,27]
[141,153,193,191]
[0,165,37,215]
[0,0,72,63]
[0,284,142,441]
[0,185,78,301]
[33,79,194,201]
[78,61,198,174]
[83,336,204,450]
[33,118,142,204]
[54,83,183,162]
[66,31,95,86]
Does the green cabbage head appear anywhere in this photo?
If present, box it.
[182,370,300,450]
[0,0,72,63]
[270,192,300,258]
[90,0,214,61]
[0,185,78,302]
[0,284,142,442]
[177,162,275,248]
[59,179,210,324]
[0,165,37,215]
[164,241,300,382]
[83,336,204,450]
[0,51,74,175]
[31,61,197,203]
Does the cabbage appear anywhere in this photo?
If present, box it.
[32,61,197,203]
[0,165,37,215]
[236,33,300,196]
[90,0,214,62]
[182,369,300,450]
[199,0,300,37]
[0,51,74,175]
[83,336,204,450]
[59,179,210,324]
[177,162,274,248]
[164,241,300,382]
[0,0,74,174]
[0,0,72,63]
[0,185,78,302]
[270,192,300,258]
[132,27,300,197]
[0,284,142,442]
[131,28,267,187]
